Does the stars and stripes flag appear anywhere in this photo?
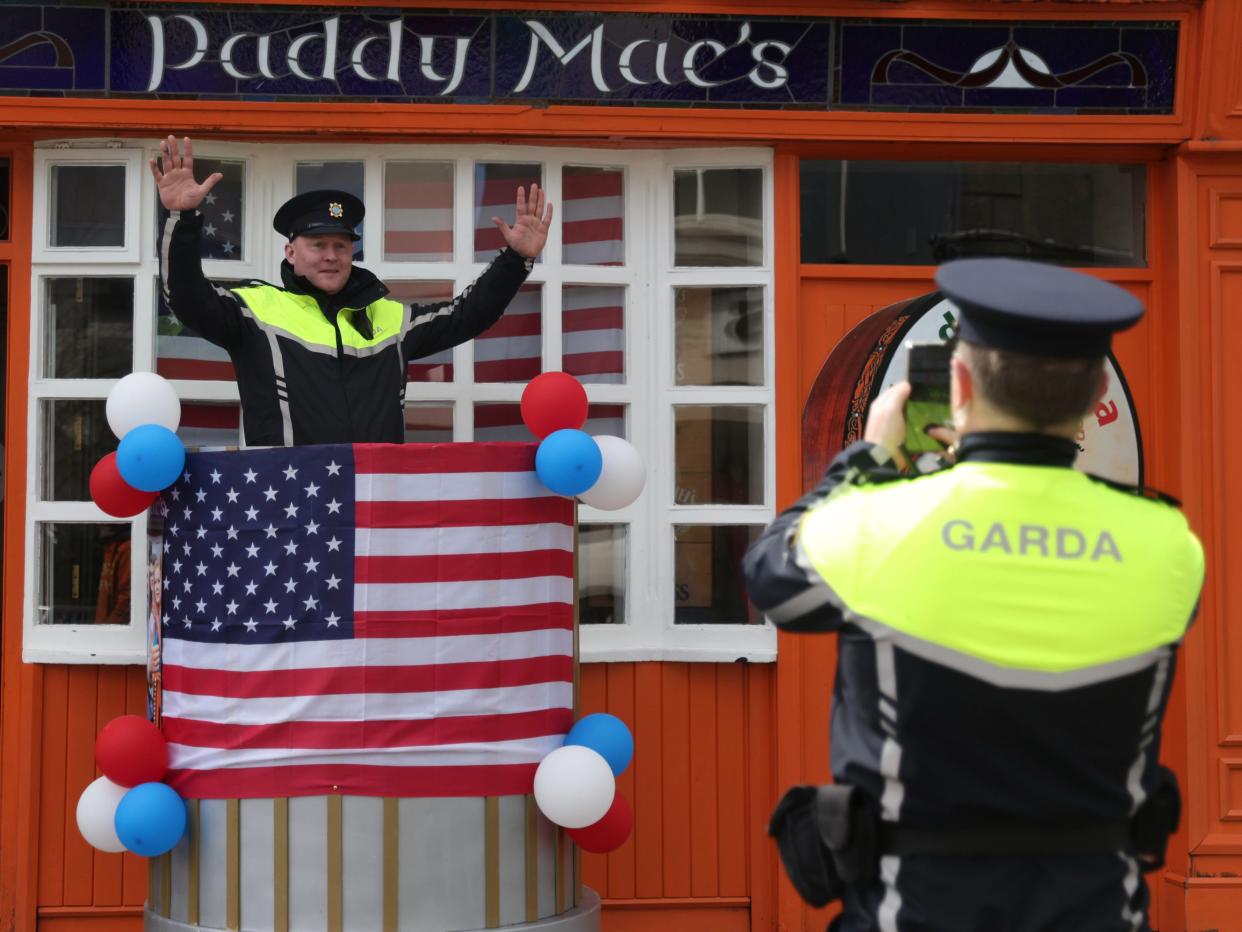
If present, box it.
[158,443,576,799]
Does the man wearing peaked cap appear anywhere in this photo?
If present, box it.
[152,136,551,447]
[745,257,1203,930]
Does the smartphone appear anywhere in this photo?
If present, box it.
[903,341,952,456]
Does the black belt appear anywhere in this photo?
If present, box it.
[879,820,1133,858]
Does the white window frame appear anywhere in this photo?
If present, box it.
[24,140,775,664]
[32,147,144,263]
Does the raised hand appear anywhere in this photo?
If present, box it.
[492,183,553,260]
[149,135,222,213]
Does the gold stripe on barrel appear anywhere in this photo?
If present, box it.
[525,796,539,922]
[485,796,500,928]
[274,798,289,932]
[187,799,200,924]
[327,795,343,932]
[160,852,171,918]
[383,798,398,932]
[226,799,240,930]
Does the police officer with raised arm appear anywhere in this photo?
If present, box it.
[151,135,552,446]
[744,259,1204,932]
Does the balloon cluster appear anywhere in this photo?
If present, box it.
[89,373,186,517]
[533,713,634,854]
[76,716,187,857]
[523,373,646,509]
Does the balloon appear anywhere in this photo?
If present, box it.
[568,792,633,854]
[116,425,186,492]
[114,783,187,857]
[90,453,158,518]
[577,436,645,511]
[75,776,129,853]
[565,713,634,776]
[521,372,588,439]
[535,430,602,497]
[106,372,181,439]
[95,715,169,787]
[533,745,615,829]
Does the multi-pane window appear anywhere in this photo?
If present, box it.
[26,142,775,663]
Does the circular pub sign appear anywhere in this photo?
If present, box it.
[803,292,1143,488]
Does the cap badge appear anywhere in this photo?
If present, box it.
[328,202,344,219]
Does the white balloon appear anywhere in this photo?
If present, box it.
[75,776,128,853]
[107,372,181,439]
[533,745,616,829]
[578,436,646,510]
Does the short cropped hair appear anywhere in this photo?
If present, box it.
[957,341,1105,430]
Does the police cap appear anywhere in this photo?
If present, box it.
[272,190,363,241]
[935,258,1143,358]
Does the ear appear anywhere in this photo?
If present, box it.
[284,241,295,262]
[950,354,973,410]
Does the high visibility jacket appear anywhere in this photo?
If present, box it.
[742,433,1203,926]
[159,209,532,446]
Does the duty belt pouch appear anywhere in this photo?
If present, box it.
[768,786,843,907]
[816,784,879,887]
[1132,765,1181,872]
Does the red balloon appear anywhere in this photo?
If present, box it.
[521,372,588,439]
[90,453,158,518]
[568,792,632,854]
[95,715,168,787]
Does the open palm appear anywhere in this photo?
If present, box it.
[149,135,222,212]
[493,184,553,259]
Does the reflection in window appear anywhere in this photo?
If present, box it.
[38,523,132,625]
[579,524,627,625]
[387,280,455,382]
[52,165,126,248]
[800,161,1146,267]
[405,404,454,443]
[44,277,133,379]
[156,287,236,382]
[583,404,626,440]
[674,286,763,387]
[384,162,454,262]
[156,158,245,261]
[41,400,114,502]
[674,406,763,506]
[178,403,241,451]
[473,403,526,442]
[474,283,541,383]
[0,157,9,240]
[474,163,542,262]
[563,166,624,266]
[297,161,364,258]
[674,168,763,267]
[673,525,762,625]
[563,284,624,384]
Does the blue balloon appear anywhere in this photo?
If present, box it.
[565,713,634,776]
[535,429,602,497]
[116,424,186,492]
[114,782,187,857]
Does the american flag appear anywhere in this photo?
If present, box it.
[158,443,576,799]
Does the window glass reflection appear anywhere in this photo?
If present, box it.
[156,285,236,382]
[673,525,763,625]
[405,404,454,443]
[674,286,763,387]
[563,284,624,385]
[44,277,133,379]
[674,406,763,506]
[562,166,624,266]
[38,522,133,625]
[387,281,455,383]
[52,165,126,248]
[474,163,542,262]
[156,158,245,261]
[41,400,114,501]
[385,162,454,262]
[178,403,241,451]
[579,524,627,625]
[474,283,541,384]
[674,168,763,267]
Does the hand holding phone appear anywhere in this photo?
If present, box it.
[903,341,952,459]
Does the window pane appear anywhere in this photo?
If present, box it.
[673,525,762,625]
[178,402,241,451]
[41,400,114,501]
[405,404,454,443]
[52,165,125,247]
[0,157,9,240]
[579,524,626,625]
[297,161,364,259]
[584,404,626,440]
[44,277,133,379]
[800,161,1147,267]
[155,158,245,261]
[387,280,455,383]
[674,286,763,387]
[385,162,454,262]
[156,287,236,382]
[563,284,624,384]
[38,523,132,625]
[474,283,541,383]
[674,406,763,506]
[563,166,623,266]
[474,403,526,442]
[674,168,763,267]
[475,163,542,262]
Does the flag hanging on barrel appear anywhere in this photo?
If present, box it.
[158,443,575,799]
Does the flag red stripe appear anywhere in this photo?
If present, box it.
[563,217,623,245]
[383,229,454,254]
[406,363,454,382]
[356,498,567,528]
[357,550,573,584]
[563,305,624,332]
[475,177,541,206]
[474,357,542,383]
[163,656,573,700]
[564,351,625,377]
[354,604,572,638]
[157,358,236,380]
[473,226,508,252]
[181,405,241,429]
[383,178,454,209]
[563,172,623,200]
[353,442,537,474]
[479,313,541,339]
[166,763,539,799]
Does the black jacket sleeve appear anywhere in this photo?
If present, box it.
[742,441,906,633]
[158,210,246,350]
[400,247,533,360]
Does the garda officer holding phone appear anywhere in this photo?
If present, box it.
[743,259,1204,931]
